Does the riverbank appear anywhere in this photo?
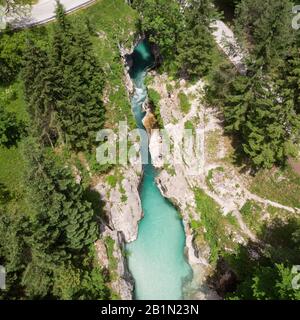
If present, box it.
[146,72,220,298]
[144,68,300,297]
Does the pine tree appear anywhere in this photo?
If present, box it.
[25,141,98,254]
[1,134,108,299]
[22,40,60,147]
[0,184,28,299]
[20,139,99,298]
[23,3,105,151]
[0,104,24,147]
[54,0,71,32]
[284,48,300,115]
[0,30,27,85]
[22,40,48,100]
[235,0,295,70]
[175,0,216,78]
[221,0,300,168]
[50,2,105,150]
[224,63,300,168]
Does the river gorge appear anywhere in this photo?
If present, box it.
[126,40,193,300]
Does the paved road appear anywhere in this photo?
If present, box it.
[6,0,96,27]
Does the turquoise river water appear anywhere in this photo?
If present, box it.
[126,40,192,300]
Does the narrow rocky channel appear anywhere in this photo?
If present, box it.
[126,40,192,300]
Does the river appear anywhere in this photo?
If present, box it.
[126,40,192,300]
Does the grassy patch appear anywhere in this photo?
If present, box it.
[166,83,173,93]
[121,194,128,203]
[184,120,194,130]
[206,169,214,191]
[206,130,222,160]
[0,80,29,124]
[250,166,300,209]
[106,175,118,188]
[105,167,125,195]
[226,212,239,228]
[240,200,264,233]
[104,236,118,272]
[0,144,30,215]
[0,79,29,215]
[0,146,25,193]
[0,81,28,191]
[145,74,154,86]
[184,116,198,131]
[266,205,291,221]
[190,219,202,230]
[193,188,237,264]
[71,0,137,44]
[205,166,224,191]
[84,151,114,175]
[163,163,176,176]
[178,91,191,114]
[148,88,163,128]
[148,88,161,106]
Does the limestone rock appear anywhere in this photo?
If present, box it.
[94,165,143,243]
[95,239,109,269]
[100,226,134,300]
[149,129,164,168]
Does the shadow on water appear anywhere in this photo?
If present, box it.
[129,40,154,82]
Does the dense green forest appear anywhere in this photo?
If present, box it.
[0,2,113,300]
[0,0,139,299]
[23,4,105,151]
[211,0,300,299]
[0,0,300,300]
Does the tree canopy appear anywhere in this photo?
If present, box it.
[22,3,105,151]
